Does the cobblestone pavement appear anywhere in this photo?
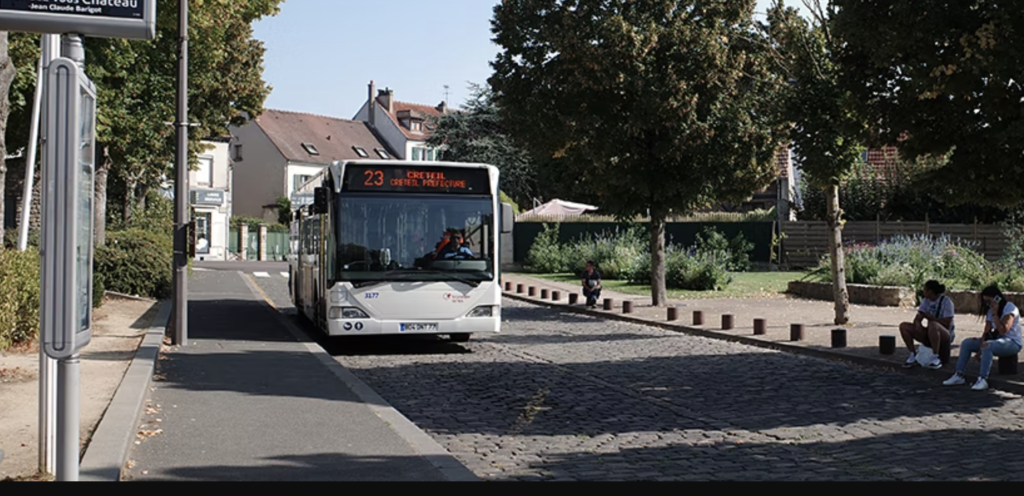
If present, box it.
[250,275,1024,481]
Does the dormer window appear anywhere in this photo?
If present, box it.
[353,146,369,158]
[302,143,319,156]
[375,148,390,159]
[411,121,422,132]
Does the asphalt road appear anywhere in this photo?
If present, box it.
[242,270,1024,481]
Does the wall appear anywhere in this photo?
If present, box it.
[285,163,328,197]
[782,221,1010,268]
[228,121,288,218]
[353,101,408,159]
[512,222,776,264]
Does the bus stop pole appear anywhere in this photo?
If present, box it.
[172,0,189,346]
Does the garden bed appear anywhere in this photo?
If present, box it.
[788,280,1024,314]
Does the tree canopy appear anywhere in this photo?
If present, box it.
[489,0,787,305]
[833,0,1024,208]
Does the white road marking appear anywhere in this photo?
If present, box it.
[280,272,289,278]
[254,272,270,278]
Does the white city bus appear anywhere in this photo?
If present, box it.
[287,160,513,342]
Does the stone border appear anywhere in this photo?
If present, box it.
[79,299,172,482]
[239,272,480,482]
[502,289,1024,397]
[788,281,917,308]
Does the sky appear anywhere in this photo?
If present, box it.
[251,0,809,119]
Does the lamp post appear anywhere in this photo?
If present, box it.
[172,0,189,346]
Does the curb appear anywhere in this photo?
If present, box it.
[239,272,480,482]
[79,299,172,482]
[502,290,1024,397]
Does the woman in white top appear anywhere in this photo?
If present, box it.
[944,286,1024,391]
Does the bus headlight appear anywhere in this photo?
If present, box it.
[329,307,369,320]
[468,306,494,318]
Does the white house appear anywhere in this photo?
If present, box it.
[228,108,398,221]
[352,81,449,161]
[158,138,234,261]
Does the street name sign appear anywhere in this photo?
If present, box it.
[0,0,156,40]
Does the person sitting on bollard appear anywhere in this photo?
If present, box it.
[900,280,955,370]
[944,286,1024,391]
[581,261,603,308]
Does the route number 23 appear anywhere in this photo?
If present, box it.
[364,170,384,186]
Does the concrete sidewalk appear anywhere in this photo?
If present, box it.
[119,270,476,481]
[501,274,1024,395]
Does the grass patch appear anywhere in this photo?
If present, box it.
[526,271,807,300]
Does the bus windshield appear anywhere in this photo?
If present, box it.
[335,194,495,285]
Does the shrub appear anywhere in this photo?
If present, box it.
[565,226,647,280]
[628,244,734,291]
[95,229,173,300]
[0,248,41,351]
[525,223,569,274]
[809,235,992,292]
[695,227,754,272]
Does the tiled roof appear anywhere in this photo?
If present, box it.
[380,100,447,141]
[254,109,395,163]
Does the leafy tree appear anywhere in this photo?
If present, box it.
[833,1,1024,208]
[489,0,786,306]
[760,0,868,324]
[0,33,19,243]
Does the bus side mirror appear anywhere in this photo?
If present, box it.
[313,187,328,214]
[501,203,514,234]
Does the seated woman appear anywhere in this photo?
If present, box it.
[944,286,1024,391]
[900,280,955,369]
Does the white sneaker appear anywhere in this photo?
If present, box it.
[944,374,966,386]
[904,354,918,368]
[972,378,989,391]
[925,357,943,370]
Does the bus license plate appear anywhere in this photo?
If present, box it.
[401,323,438,332]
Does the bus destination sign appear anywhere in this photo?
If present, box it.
[0,0,143,19]
[344,165,490,194]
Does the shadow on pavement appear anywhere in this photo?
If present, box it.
[126,453,449,481]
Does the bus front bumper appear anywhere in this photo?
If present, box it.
[325,316,500,337]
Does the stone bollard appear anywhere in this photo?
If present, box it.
[239,223,249,261]
[832,329,847,349]
[722,314,734,331]
[505,282,512,292]
[604,299,614,311]
[258,224,268,262]
[693,311,704,326]
[516,284,524,294]
[541,289,549,300]
[999,355,1019,375]
[880,335,896,355]
[528,287,536,297]
[754,319,767,336]
[552,291,561,302]
[623,301,633,314]
[790,324,805,342]
[569,294,579,305]
[668,307,678,322]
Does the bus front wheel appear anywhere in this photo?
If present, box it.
[450,334,471,343]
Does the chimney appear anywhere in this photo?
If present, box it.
[437,101,448,114]
[377,88,394,114]
[368,81,376,127]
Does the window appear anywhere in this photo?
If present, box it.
[293,174,312,192]
[353,146,369,158]
[411,121,421,131]
[375,148,390,159]
[412,148,421,161]
[233,144,243,161]
[196,156,213,186]
[302,143,320,156]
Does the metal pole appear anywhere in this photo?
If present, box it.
[56,354,79,482]
[172,0,189,346]
[35,33,60,477]
[54,32,85,483]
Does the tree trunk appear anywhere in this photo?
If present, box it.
[0,33,16,244]
[136,182,148,213]
[825,184,850,325]
[94,146,111,247]
[650,211,668,307]
[124,174,137,226]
